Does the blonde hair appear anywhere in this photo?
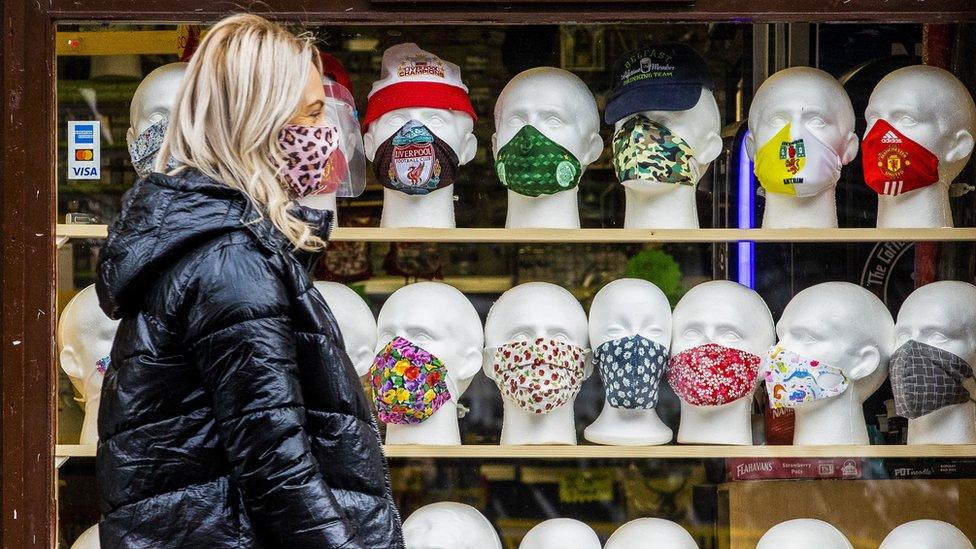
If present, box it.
[158,13,325,251]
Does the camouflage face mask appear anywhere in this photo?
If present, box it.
[612,115,699,187]
[495,125,582,197]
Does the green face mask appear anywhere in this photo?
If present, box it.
[495,125,583,197]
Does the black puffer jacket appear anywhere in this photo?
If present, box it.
[95,169,403,548]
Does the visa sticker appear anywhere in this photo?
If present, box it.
[68,121,101,180]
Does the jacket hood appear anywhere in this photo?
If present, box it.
[96,169,333,319]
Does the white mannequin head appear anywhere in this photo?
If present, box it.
[70,524,100,549]
[377,282,484,397]
[777,282,894,400]
[402,502,501,549]
[492,68,602,229]
[866,66,976,189]
[519,518,601,549]
[757,519,853,549]
[604,518,698,549]
[880,520,974,549]
[313,281,376,376]
[484,282,590,444]
[57,285,120,445]
[896,281,976,377]
[670,280,774,445]
[584,279,673,445]
[615,88,723,192]
[746,67,857,228]
[125,62,188,149]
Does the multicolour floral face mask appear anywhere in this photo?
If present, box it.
[667,342,761,406]
[495,125,583,197]
[612,115,699,187]
[368,336,452,424]
[764,345,850,408]
[488,337,587,414]
[593,335,669,409]
[95,356,111,374]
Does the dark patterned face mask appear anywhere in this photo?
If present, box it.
[891,340,975,419]
[495,125,583,197]
[592,335,669,409]
[128,117,178,178]
[373,120,459,196]
[612,115,699,187]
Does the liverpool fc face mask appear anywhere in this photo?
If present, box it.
[668,343,762,406]
[890,340,974,419]
[495,125,583,197]
[373,120,460,196]
[488,337,587,414]
[128,117,178,178]
[593,335,669,409]
[368,336,453,424]
[763,345,850,409]
[612,115,699,187]
[754,122,843,198]
[277,124,341,198]
[862,119,940,196]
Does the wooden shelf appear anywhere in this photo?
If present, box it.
[361,276,512,294]
[55,444,976,460]
[55,225,976,243]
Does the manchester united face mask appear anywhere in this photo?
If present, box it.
[612,115,699,187]
[495,125,583,197]
[754,122,843,198]
[890,340,974,419]
[373,120,459,196]
[862,119,940,196]
[368,336,453,424]
[667,343,762,406]
[487,337,587,414]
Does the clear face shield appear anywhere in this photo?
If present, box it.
[319,80,366,198]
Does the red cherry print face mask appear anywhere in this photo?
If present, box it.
[667,342,762,406]
[862,119,940,196]
[489,337,588,414]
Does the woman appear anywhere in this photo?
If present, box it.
[95,14,403,548]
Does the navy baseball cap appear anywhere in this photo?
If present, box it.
[604,43,714,124]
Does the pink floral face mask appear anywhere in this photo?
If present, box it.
[368,336,452,424]
[276,124,341,197]
[488,337,587,414]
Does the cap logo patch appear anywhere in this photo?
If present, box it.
[620,48,676,85]
[881,130,902,144]
[398,54,446,79]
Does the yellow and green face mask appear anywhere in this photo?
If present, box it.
[495,125,583,197]
[753,122,841,198]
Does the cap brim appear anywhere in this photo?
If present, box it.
[364,82,476,129]
[604,83,703,124]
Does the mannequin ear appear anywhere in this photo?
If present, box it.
[350,345,374,377]
[457,346,484,382]
[945,129,975,164]
[744,130,757,160]
[362,129,377,162]
[849,345,881,381]
[125,126,136,151]
[480,347,495,380]
[583,351,594,379]
[583,132,605,165]
[60,346,84,380]
[840,132,860,165]
[458,132,478,166]
[490,133,498,158]
[697,131,724,164]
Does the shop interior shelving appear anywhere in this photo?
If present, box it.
[54,224,976,243]
[54,443,976,460]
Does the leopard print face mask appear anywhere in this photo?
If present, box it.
[612,115,700,188]
[276,124,341,197]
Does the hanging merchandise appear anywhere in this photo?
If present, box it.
[488,337,588,414]
[764,345,851,409]
[890,340,974,419]
[373,120,460,195]
[667,343,761,406]
[494,125,583,197]
[383,242,444,280]
[861,119,940,196]
[127,117,178,178]
[753,122,843,197]
[612,115,699,187]
[592,335,669,409]
[369,336,453,424]
[276,124,341,198]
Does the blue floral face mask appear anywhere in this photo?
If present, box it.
[592,335,669,409]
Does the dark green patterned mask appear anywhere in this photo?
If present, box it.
[612,115,697,186]
[495,125,582,197]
